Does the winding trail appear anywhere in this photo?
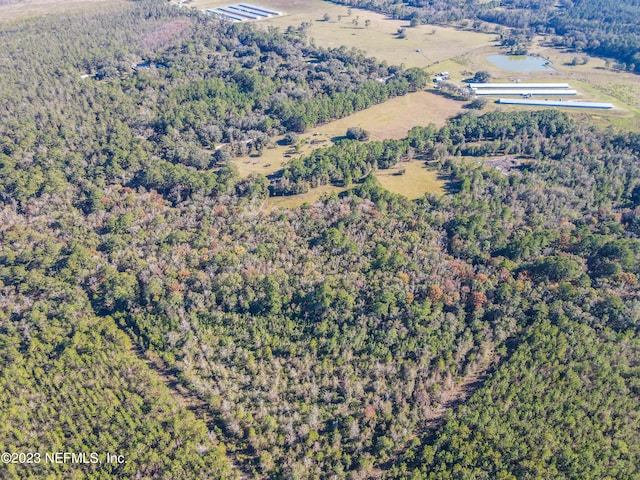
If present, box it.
[423,353,495,430]
[129,344,255,480]
[130,339,496,478]
[376,351,497,475]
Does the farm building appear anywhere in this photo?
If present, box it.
[205,4,283,21]
[227,5,269,17]
[474,89,578,96]
[498,98,614,109]
[218,6,259,19]
[238,3,282,15]
[469,83,570,89]
[206,8,246,21]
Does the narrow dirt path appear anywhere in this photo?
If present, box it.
[129,344,255,480]
[376,350,497,474]
[423,354,495,430]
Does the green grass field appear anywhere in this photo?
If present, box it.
[376,160,445,198]
[263,160,445,212]
[233,90,464,178]
[190,0,496,69]
[264,184,350,212]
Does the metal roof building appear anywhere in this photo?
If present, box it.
[227,4,269,17]
[498,98,613,109]
[218,6,258,19]
[238,3,281,15]
[469,83,571,89]
[206,9,245,21]
[475,89,578,96]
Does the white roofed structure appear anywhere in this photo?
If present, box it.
[207,8,245,21]
[238,3,281,15]
[474,89,578,96]
[469,83,571,89]
[498,98,613,109]
[227,4,270,17]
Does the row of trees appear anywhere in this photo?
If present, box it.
[273,110,581,195]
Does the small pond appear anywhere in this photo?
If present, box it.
[486,54,554,72]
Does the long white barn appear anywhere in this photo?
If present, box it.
[207,8,245,21]
[205,4,283,21]
[469,83,571,89]
[474,89,578,96]
[238,3,281,15]
[498,98,613,109]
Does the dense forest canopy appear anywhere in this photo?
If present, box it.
[0,1,426,204]
[1,0,639,478]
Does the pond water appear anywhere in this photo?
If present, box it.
[486,54,554,72]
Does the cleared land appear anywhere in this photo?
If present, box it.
[435,41,640,130]
[189,0,496,69]
[263,160,445,212]
[376,160,444,198]
[264,184,349,212]
[0,0,124,21]
[234,90,463,178]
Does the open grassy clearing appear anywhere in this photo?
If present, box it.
[188,0,496,69]
[375,160,445,198]
[233,90,464,177]
[264,184,350,212]
[0,0,124,21]
[263,160,445,213]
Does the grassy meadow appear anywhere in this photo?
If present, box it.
[190,0,497,68]
[0,0,125,21]
[375,160,445,199]
[233,90,463,178]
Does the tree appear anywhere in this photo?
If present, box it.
[212,149,232,166]
[282,133,300,146]
[472,71,491,83]
[346,127,369,141]
[466,98,488,110]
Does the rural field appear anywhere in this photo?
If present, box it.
[0,0,124,21]
[233,90,463,178]
[376,160,444,199]
[192,0,640,135]
[236,88,455,208]
[432,41,640,129]
[263,160,444,212]
[190,0,497,69]
[264,184,350,212]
